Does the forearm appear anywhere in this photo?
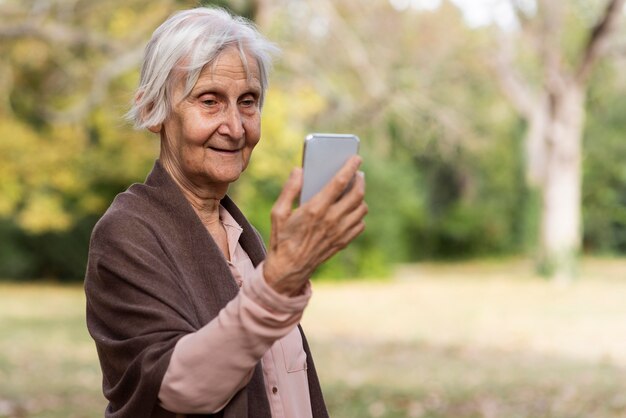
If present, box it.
[158,262,311,414]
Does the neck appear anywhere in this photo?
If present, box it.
[160,151,226,228]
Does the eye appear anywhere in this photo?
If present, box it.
[239,94,258,108]
[198,92,219,108]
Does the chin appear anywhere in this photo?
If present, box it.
[211,170,243,186]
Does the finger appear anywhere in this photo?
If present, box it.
[270,168,302,246]
[328,201,368,240]
[325,171,367,224]
[340,219,366,247]
[319,219,367,263]
[310,156,362,208]
[272,168,303,217]
[325,170,366,219]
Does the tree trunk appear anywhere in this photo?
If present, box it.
[539,85,585,282]
[494,0,624,282]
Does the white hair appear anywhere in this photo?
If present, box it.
[126,7,279,129]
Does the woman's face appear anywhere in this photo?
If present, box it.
[157,47,262,192]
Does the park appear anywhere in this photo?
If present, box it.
[1,0,625,417]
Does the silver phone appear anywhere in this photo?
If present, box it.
[300,133,360,205]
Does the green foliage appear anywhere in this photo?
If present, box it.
[583,63,626,254]
[0,0,161,280]
[400,131,529,261]
[0,0,624,280]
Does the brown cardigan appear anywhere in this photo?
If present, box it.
[85,161,328,418]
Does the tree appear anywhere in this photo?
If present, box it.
[493,0,626,281]
[0,0,242,278]
[256,0,528,268]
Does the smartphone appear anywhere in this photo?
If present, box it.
[300,133,360,205]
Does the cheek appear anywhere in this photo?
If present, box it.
[181,113,217,146]
[183,126,208,147]
[244,136,260,161]
[243,140,259,164]
[242,128,260,168]
[244,116,261,146]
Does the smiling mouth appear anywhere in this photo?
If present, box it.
[208,146,241,153]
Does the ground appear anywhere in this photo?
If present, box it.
[1,258,625,417]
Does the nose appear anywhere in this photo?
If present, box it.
[217,104,245,139]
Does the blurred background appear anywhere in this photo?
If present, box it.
[1,0,625,417]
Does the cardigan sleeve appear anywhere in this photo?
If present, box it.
[158,261,311,414]
[85,208,198,418]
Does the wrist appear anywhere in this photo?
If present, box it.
[263,254,307,297]
[263,254,281,287]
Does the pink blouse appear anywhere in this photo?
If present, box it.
[158,206,313,417]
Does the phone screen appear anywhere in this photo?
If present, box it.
[300,133,360,205]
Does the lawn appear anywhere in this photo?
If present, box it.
[1,258,625,417]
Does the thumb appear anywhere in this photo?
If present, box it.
[276,167,303,210]
[270,168,303,245]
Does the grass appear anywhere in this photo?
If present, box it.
[0,284,102,418]
[1,258,626,417]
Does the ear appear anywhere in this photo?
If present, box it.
[134,90,162,133]
[147,124,162,133]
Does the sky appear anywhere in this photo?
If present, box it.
[388,0,533,29]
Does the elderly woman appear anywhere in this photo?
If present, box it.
[84,6,366,418]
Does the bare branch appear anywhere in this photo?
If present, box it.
[310,0,387,100]
[509,0,534,31]
[575,0,626,84]
[0,3,175,124]
[508,0,550,66]
[249,0,276,30]
[0,21,122,53]
[43,44,145,123]
[491,31,538,119]
[608,44,626,57]
[536,0,569,96]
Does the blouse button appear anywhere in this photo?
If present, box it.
[272,386,278,394]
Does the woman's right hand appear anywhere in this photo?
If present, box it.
[263,156,368,296]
